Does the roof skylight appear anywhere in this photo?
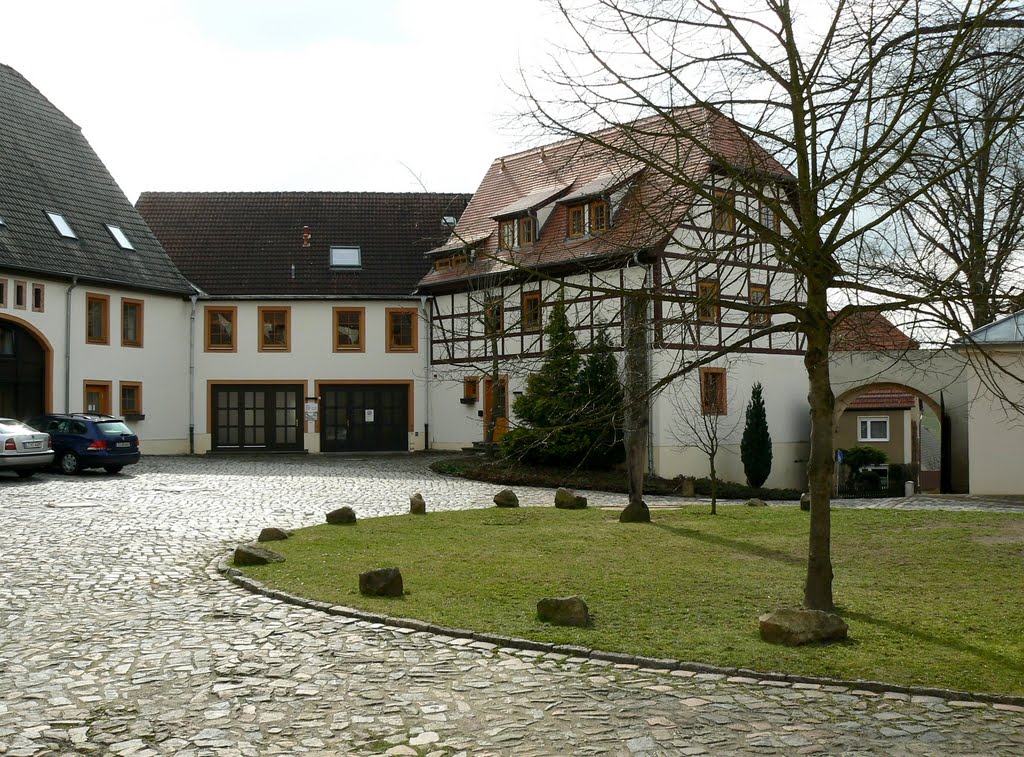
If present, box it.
[46,212,77,239]
[330,246,361,268]
[106,224,135,250]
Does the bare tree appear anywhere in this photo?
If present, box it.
[668,361,741,515]
[515,0,1024,610]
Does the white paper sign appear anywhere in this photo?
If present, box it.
[365,409,374,423]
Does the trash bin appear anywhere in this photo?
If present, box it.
[904,480,915,497]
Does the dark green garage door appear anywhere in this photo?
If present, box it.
[321,384,409,452]
[211,384,304,451]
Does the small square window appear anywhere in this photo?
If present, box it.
[749,285,770,326]
[330,246,361,268]
[122,299,144,347]
[333,307,365,352]
[205,307,237,352]
[590,200,608,233]
[106,224,135,250]
[258,306,290,352]
[85,293,110,345]
[519,217,535,246]
[522,291,542,332]
[858,417,890,442]
[83,381,112,415]
[463,377,479,403]
[712,191,736,232]
[14,281,26,309]
[47,212,77,239]
[700,368,727,416]
[31,284,44,313]
[498,220,516,250]
[386,308,418,352]
[697,281,720,323]
[120,382,143,416]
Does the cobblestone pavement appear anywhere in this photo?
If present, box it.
[2,454,1022,757]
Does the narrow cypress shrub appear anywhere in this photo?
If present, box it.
[740,382,772,488]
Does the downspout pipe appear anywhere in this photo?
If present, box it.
[188,292,198,455]
[64,277,78,412]
[419,294,430,451]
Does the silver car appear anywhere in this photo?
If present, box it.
[0,418,53,478]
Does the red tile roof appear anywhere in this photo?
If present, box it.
[830,311,920,351]
[416,106,793,291]
[845,388,918,410]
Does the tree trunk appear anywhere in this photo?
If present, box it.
[620,293,651,523]
[484,347,499,459]
[709,452,718,516]
[803,297,836,611]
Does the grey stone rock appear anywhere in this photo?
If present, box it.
[554,487,588,509]
[745,498,767,507]
[493,489,520,508]
[359,567,404,597]
[233,545,285,567]
[759,607,849,646]
[326,506,357,525]
[410,492,426,515]
[676,476,696,497]
[800,492,811,511]
[537,596,590,627]
[258,527,290,542]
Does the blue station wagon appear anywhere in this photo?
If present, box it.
[27,414,141,474]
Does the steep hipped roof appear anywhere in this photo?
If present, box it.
[0,64,191,295]
[136,192,471,297]
[416,106,793,291]
[831,311,921,351]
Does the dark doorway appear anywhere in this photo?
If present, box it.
[211,384,304,451]
[320,384,409,452]
[0,319,46,419]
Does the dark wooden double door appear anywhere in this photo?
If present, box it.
[212,384,303,451]
[0,320,46,419]
[321,384,408,452]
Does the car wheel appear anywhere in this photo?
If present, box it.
[103,465,123,474]
[60,451,81,475]
[16,469,36,479]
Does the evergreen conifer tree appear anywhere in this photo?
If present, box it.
[740,382,772,488]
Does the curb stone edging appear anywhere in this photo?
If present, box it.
[213,555,1024,710]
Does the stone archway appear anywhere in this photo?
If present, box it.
[0,314,53,418]
[834,381,947,493]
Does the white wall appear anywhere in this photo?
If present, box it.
[966,347,1024,495]
[193,298,429,454]
[0,272,192,453]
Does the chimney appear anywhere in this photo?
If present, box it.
[302,225,311,248]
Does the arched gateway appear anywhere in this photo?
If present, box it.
[0,315,52,419]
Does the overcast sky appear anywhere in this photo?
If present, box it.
[1,0,563,202]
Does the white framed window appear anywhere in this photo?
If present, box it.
[858,416,890,442]
[330,246,361,268]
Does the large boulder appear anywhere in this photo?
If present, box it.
[359,567,404,597]
[537,596,590,627]
[233,545,286,567]
[258,527,290,542]
[326,506,357,525]
[800,493,811,512]
[554,487,588,509]
[493,489,520,508]
[759,607,849,646]
[410,492,427,515]
[745,498,767,507]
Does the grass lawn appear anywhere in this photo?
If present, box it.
[239,505,1024,696]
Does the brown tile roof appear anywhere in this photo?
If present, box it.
[416,106,793,291]
[830,311,920,351]
[846,388,918,410]
[136,192,471,297]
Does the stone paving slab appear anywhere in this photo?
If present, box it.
[1,454,1022,755]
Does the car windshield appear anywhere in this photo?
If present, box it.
[0,421,33,434]
[96,421,133,436]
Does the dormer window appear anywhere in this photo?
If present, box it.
[106,224,134,250]
[568,199,609,238]
[519,217,535,246]
[330,246,361,268]
[46,212,77,239]
[498,219,516,250]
